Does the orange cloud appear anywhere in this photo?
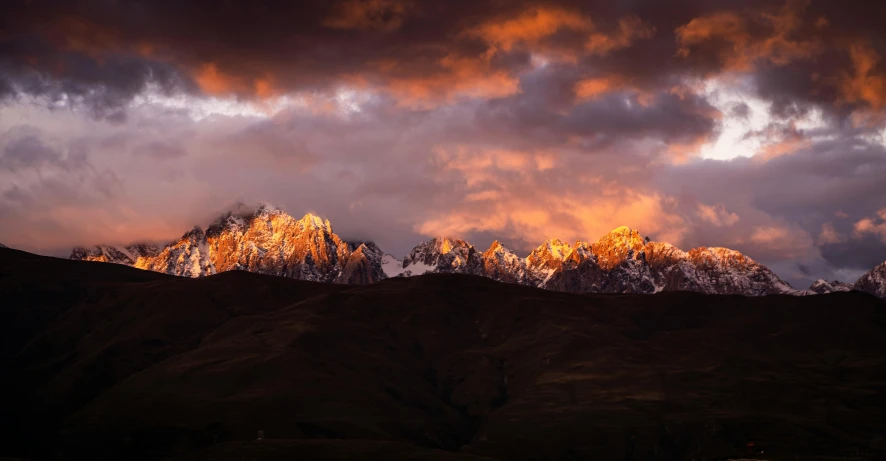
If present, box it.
[573,76,656,105]
[666,133,718,163]
[586,16,654,56]
[416,188,687,251]
[323,0,411,32]
[676,1,822,72]
[254,77,276,98]
[468,7,591,52]
[840,42,886,110]
[194,63,243,95]
[574,77,619,99]
[676,12,747,58]
[854,208,886,242]
[418,145,687,247]
[385,53,520,108]
[748,224,810,258]
[193,64,283,99]
[431,146,556,185]
[817,222,844,245]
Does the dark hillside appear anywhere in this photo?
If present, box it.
[1,248,885,460]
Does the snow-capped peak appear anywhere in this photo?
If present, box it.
[297,212,331,233]
[591,226,646,270]
[691,247,756,266]
[254,202,285,216]
[483,240,518,262]
[546,238,571,260]
[853,261,886,299]
[597,226,645,244]
[529,238,571,262]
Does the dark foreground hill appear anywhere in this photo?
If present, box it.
[2,247,886,461]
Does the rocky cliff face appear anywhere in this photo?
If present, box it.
[202,204,350,282]
[525,238,573,286]
[72,205,382,284]
[590,226,646,270]
[337,241,386,284]
[481,241,527,284]
[70,204,886,298]
[682,247,795,296]
[853,262,886,299]
[134,227,214,277]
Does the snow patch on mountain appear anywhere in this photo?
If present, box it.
[381,254,406,278]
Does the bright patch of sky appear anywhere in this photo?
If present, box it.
[698,76,829,161]
[130,85,372,121]
[699,77,772,160]
[334,88,370,114]
[131,87,296,120]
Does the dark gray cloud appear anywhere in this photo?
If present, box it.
[2,0,884,117]
[658,134,886,280]
[0,0,885,289]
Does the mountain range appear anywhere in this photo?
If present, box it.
[68,204,886,298]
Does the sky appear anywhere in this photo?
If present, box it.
[1,0,886,288]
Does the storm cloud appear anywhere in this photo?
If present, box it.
[1,0,885,288]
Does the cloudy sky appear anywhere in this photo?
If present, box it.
[1,0,885,287]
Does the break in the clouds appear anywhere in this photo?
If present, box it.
[1,0,886,287]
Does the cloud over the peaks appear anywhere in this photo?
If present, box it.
[1,0,886,288]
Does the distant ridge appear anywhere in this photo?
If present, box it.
[67,204,886,298]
